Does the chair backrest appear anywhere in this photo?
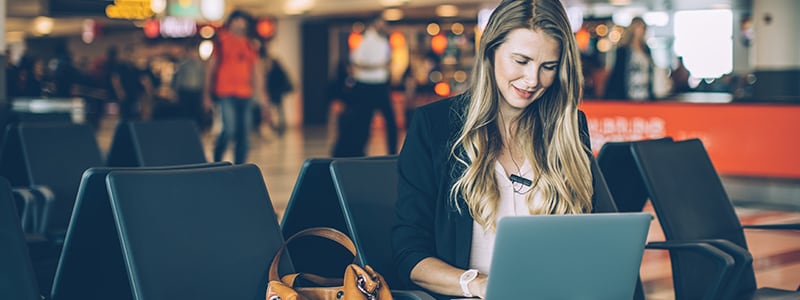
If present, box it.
[0,124,28,186]
[13,123,103,238]
[51,162,230,300]
[330,158,402,288]
[279,156,396,276]
[106,164,290,300]
[0,177,41,300]
[590,158,618,214]
[279,158,353,278]
[631,138,756,298]
[107,120,207,167]
[589,158,647,300]
[597,137,673,213]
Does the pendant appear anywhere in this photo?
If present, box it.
[509,174,532,187]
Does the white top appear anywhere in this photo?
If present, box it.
[350,28,391,84]
[469,160,542,275]
[626,50,651,100]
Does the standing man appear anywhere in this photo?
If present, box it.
[350,15,398,155]
[203,10,268,164]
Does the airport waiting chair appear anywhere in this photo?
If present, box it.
[632,139,800,300]
[0,177,42,300]
[50,162,230,300]
[105,164,291,300]
[280,158,352,278]
[280,156,398,278]
[329,158,436,300]
[597,137,673,213]
[593,157,734,300]
[0,122,104,240]
[106,120,207,167]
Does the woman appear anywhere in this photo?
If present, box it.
[392,0,596,298]
[604,17,655,101]
[203,10,268,164]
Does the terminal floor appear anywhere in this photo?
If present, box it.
[94,115,800,299]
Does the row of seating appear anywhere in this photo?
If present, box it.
[0,119,208,293]
[2,126,797,299]
[598,138,800,299]
[1,157,437,299]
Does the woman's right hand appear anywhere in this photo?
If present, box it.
[410,258,489,298]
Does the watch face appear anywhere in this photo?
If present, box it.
[462,269,478,281]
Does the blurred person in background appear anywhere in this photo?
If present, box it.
[203,10,268,164]
[604,17,655,101]
[330,59,365,157]
[173,43,208,131]
[48,44,76,98]
[350,15,398,155]
[111,45,147,121]
[262,47,293,135]
[670,56,692,95]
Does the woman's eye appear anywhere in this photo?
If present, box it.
[543,64,557,71]
[514,59,527,65]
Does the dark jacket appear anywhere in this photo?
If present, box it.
[392,94,595,298]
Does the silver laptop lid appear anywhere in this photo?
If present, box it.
[484,212,652,300]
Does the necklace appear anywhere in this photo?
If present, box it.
[499,111,533,194]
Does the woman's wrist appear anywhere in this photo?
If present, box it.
[468,274,488,298]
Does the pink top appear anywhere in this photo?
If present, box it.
[468,160,542,274]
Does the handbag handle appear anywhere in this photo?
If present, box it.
[269,227,358,281]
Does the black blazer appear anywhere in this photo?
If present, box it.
[392,94,596,298]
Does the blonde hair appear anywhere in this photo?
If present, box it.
[450,0,592,231]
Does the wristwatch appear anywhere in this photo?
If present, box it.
[459,269,479,297]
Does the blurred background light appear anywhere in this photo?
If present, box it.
[674,9,733,78]
[426,23,440,36]
[451,22,464,35]
[435,5,458,18]
[201,0,225,21]
[34,17,54,36]
[566,6,583,33]
[643,11,669,27]
[199,40,214,60]
[151,0,167,14]
[383,8,404,21]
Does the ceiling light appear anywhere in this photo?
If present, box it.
[426,23,440,36]
[201,0,225,21]
[451,22,464,35]
[284,0,315,15]
[436,5,459,18]
[383,8,403,21]
[150,0,167,14]
[379,0,407,7]
[34,17,54,36]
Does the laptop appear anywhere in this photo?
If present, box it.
[484,212,652,300]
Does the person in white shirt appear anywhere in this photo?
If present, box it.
[348,16,398,155]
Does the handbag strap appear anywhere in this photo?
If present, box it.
[269,227,358,281]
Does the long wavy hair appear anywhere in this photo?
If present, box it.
[450,0,592,231]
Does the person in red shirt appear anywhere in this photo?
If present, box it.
[203,10,268,164]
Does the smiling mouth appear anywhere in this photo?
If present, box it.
[513,85,534,99]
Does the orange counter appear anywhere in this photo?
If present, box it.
[579,101,800,179]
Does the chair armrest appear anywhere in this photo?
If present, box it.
[29,185,55,236]
[12,187,38,233]
[646,241,735,300]
[391,290,437,300]
[743,224,800,230]
[679,239,752,300]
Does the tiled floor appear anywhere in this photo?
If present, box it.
[95,111,800,299]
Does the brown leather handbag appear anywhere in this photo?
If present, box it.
[266,227,393,300]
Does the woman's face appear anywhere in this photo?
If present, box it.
[229,17,248,36]
[493,28,560,114]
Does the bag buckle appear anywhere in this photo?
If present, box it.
[356,275,380,300]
